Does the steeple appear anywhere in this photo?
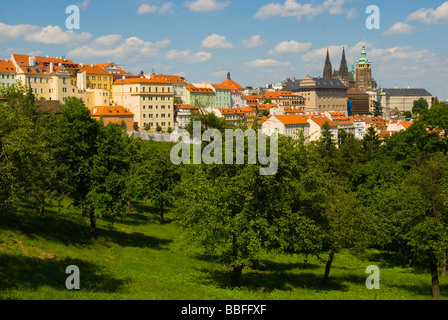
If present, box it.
[339,47,349,82]
[323,48,333,79]
[227,71,231,80]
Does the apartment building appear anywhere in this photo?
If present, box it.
[11,54,85,102]
[0,60,17,88]
[112,77,174,132]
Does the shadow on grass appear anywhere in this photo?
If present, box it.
[198,265,370,293]
[250,259,321,272]
[0,210,172,250]
[0,252,126,294]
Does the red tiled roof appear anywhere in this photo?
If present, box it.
[91,106,134,117]
[274,115,308,125]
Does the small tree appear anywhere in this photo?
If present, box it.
[156,125,162,133]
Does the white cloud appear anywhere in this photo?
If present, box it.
[0,23,92,45]
[241,35,266,48]
[211,70,228,78]
[77,0,90,10]
[138,2,174,14]
[407,1,448,24]
[25,25,92,44]
[346,8,358,20]
[382,22,417,36]
[202,34,234,49]
[254,0,347,21]
[68,36,171,62]
[268,40,312,56]
[244,59,292,68]
[165,49,212,64]
[184,0,230,12]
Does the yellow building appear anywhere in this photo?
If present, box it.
[112,77,174,132]
[77,63,113,96]
[11,54,86,102]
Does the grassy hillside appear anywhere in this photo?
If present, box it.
[1,195,446,300]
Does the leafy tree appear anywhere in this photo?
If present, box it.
[142,148,180,224]
[156,125,162,133]
[361,126,381,162]
[0,84,41,209]
[55,98,100,228]
[86,123,131,234]
[174,132,286,286]
[412,97,429,115]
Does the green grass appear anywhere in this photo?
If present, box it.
[1,197,446,301]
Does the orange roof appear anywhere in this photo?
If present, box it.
[78,63,112,76]
[95,62,113,69]
[274,115,308,125]
[308,116,338,128]
[91,106,134,117]
[151,74,186,84]
[220,78,244,91]
[211,84,231,90]
[178,104,197,110]
[187,84,214,93]
[400,121,413,129]
[114,77,171,84]
[13,54,79,75]
[0,60,15,73]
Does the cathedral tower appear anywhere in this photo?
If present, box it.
[355,41,376,89]
[323,48,333,79]
[339,47,349,83]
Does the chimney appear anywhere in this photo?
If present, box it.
[49,62,54,74]
[29,56,36,67]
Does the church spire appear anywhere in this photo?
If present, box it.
[323,48,333,79]
[339,46,348,82]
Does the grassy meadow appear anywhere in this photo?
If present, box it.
[1,195,446,301]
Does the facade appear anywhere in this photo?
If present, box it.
[347,88,370,115]
[0,60,17,88]
[377,88,433,115]
[77,63,113,96]
[149,74,187,104]
[85,89,111,109]
[175,104,197,129]
[306,115,339,144]
[283,75,348,114]
[262,115,310,141]
[11,54,85,102]
[91,106,134,131]
[186,84,215,109]
[112,77,174,132]
[211,84,231,108]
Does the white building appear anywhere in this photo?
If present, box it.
[0,60,17,88]
[377,88,432,115]
[262,114,310,141]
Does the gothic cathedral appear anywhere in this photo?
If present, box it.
[323,41,377,90]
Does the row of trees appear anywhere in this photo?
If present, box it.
[0,84,177,234]
[1,84,447,298]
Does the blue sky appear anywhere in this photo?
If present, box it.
[1,0,447,99]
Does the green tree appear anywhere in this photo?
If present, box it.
[55,97,100,229]
[143,148,180,224]
[412,97,429,115]
[86,123,131,234]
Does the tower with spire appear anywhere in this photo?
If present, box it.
[323,48,333,79]
[338,47,349,83]
[355,39,376,89]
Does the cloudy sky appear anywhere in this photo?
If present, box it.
[1,0,447,99]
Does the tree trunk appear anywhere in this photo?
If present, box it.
[81,201,87,217]
[303,254,309,269]
[323,246,336,286]
[431,262,440,300]
[159,200,165,224]
[89,207,97,237]
[406,246,414,268]
[39,197,45,216]
[126,200,132,213]
[143,194,149,205]
[441,250,446,277]
[231,265,243,287]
